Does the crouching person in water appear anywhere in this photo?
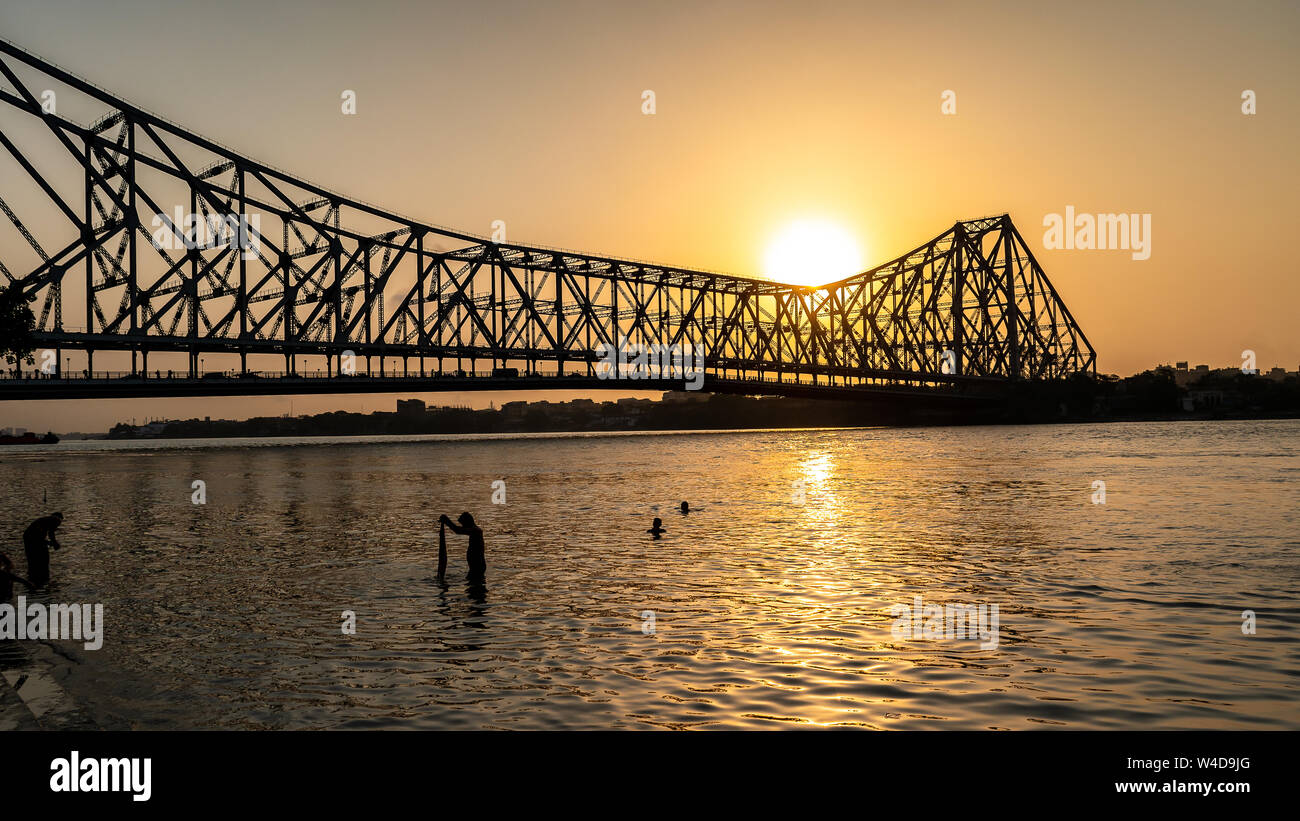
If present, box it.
[439,512,486,582]
[23,511,62,587]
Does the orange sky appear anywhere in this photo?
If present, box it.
[1,0,1297,431]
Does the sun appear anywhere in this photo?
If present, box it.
[763,219,863,287]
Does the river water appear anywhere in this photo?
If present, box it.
[0,421,1296,729]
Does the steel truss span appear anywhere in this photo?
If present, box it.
[0,39,1094,400]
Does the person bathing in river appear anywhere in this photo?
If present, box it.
[23,511,62,587]
[439,512,486,582]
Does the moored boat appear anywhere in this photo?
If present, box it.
[0,431,59,445]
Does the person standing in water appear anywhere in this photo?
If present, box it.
[22,511,62,587]
[439,512,486,582]
[647,517,666,538]
[679,501,689,515]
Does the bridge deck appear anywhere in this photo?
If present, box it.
[0,372,999,403]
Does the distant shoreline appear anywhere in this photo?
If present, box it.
[10,413,1299,451]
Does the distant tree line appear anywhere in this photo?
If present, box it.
[106,368,1300,440]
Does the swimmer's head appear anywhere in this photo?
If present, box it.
[652,517,662,527]
[458,512,475,527]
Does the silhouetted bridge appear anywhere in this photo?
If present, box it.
[0,39,1094,404]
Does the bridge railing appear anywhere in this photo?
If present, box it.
[0,369,968,395]
[0,369,597,381]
